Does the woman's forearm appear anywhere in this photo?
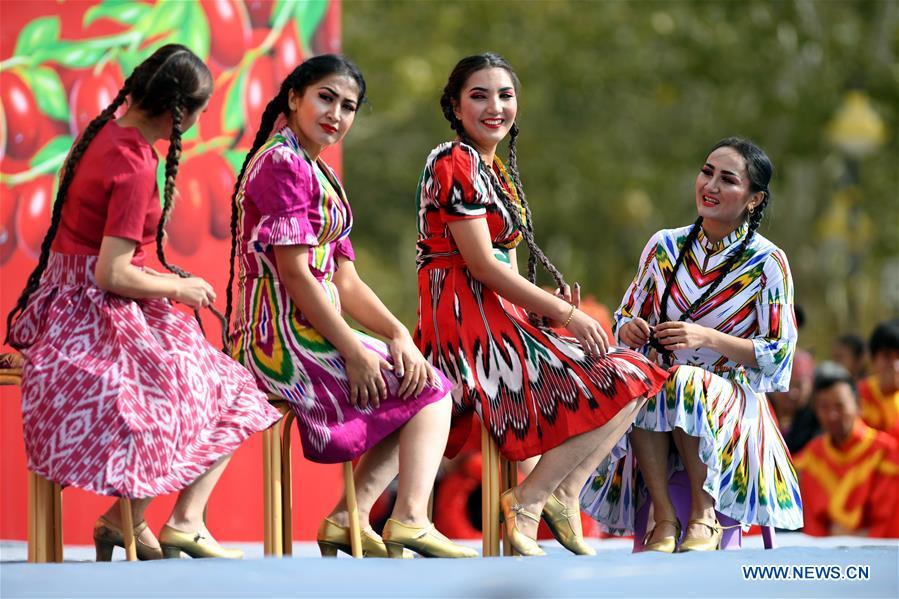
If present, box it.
[97,264,181,300]
[472,261,570,324]
[706,328,759,368]
[336,271,407,340]
[274,248,366,359]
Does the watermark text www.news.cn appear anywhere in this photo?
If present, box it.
[742,564,871,581]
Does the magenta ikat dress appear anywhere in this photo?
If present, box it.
[230,126,453,463]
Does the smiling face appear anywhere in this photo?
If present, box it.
[453,67,517,157]
[695,146,763,234]
[287,73,359,158]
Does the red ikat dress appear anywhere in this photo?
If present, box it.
[414,142,669,460]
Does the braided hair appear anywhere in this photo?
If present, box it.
[650,137,774,359]
[5,44,212,346]
[439,53,565,326]
[223,54,366,350]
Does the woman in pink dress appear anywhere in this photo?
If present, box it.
[227,55,476,558]
[6,44,280,560]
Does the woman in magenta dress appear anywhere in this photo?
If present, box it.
[228,55,476,558]
[6,45,280,560]
[414,53,670,556]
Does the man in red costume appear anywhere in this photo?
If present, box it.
[794,362,899,538]
[857,320,899,442]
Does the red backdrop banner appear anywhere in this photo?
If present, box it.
[0,0,343,543]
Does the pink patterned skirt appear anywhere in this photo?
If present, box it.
[9,253,281,498]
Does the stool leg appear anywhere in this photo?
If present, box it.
[52,482,63,562]
[262,425,273,556]
[270,418,283,557]
[343,462,362,558]
[34,474,53,563]
[481,423,500,557]
[119,499,137,561]
[500,457,516,557]
[27,472,36,563]
[281,414,295,556]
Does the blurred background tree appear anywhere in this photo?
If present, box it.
[342,0,897,355]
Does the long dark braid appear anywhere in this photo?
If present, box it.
[5,44,212,347]
[440,53,566,327]
[223,54,366,351]
[650,137,774,358]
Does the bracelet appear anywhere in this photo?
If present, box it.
[562,304,576,328]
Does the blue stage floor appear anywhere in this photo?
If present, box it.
[2,536,897,598]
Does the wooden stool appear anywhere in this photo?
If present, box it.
[262,395,362,558]
[480,422,517,557]
[1,353,137,562]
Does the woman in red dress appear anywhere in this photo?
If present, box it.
[415,53,669,555]
[6,44,280,560]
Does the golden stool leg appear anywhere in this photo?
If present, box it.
[27,472,36,563]
[262,424,273,556]
[481,423,501,557]
[33,473,54,563]
[119,498,137,561]
[500,457,517,556]
[281,413,295,556]
[343,462,362,558]
[270,418,283,557]
[52,482,63,562]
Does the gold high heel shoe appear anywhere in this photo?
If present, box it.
[382,518,478,558]
[541,493,596,556]
[642,518,682,553]
[679,518,723,552]
[316,517,414,558]
[93,516,163,561]
[499,489,546,557]
[159,524,244,559]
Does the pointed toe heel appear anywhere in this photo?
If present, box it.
[642,518,681,553]
[542,493,595,556]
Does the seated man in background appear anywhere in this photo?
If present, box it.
[858,320,899,442]
[770,350,818,454]
[794,363,899,538]
[831,332,867,383]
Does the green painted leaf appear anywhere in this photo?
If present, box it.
[181,120,199,143]
[28,135,74,172]
[181,2,210,60]
[294,0,328,50]
[14,16,60,56]
[30,67,69,121]
[84,0,151,27]
[118,47,151,77]
[223,150,248,176]
[271,0,297,31]
[155,150,166,208]
[140,1,188,38]
[35,41,108,68]
[223,70,248,133]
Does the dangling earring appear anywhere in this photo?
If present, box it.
[748,205,755,214]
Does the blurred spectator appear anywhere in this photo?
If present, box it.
[831,333,868,382]
[857,320,899,443]
[794,363,899,538]
[770,350,819,454]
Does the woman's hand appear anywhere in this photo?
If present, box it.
[566,309,609,358]
[345,347,391,409]
[173,277,216,309]
[619,317,652,349]
[389,333,438,399]
[653,321,712,352]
